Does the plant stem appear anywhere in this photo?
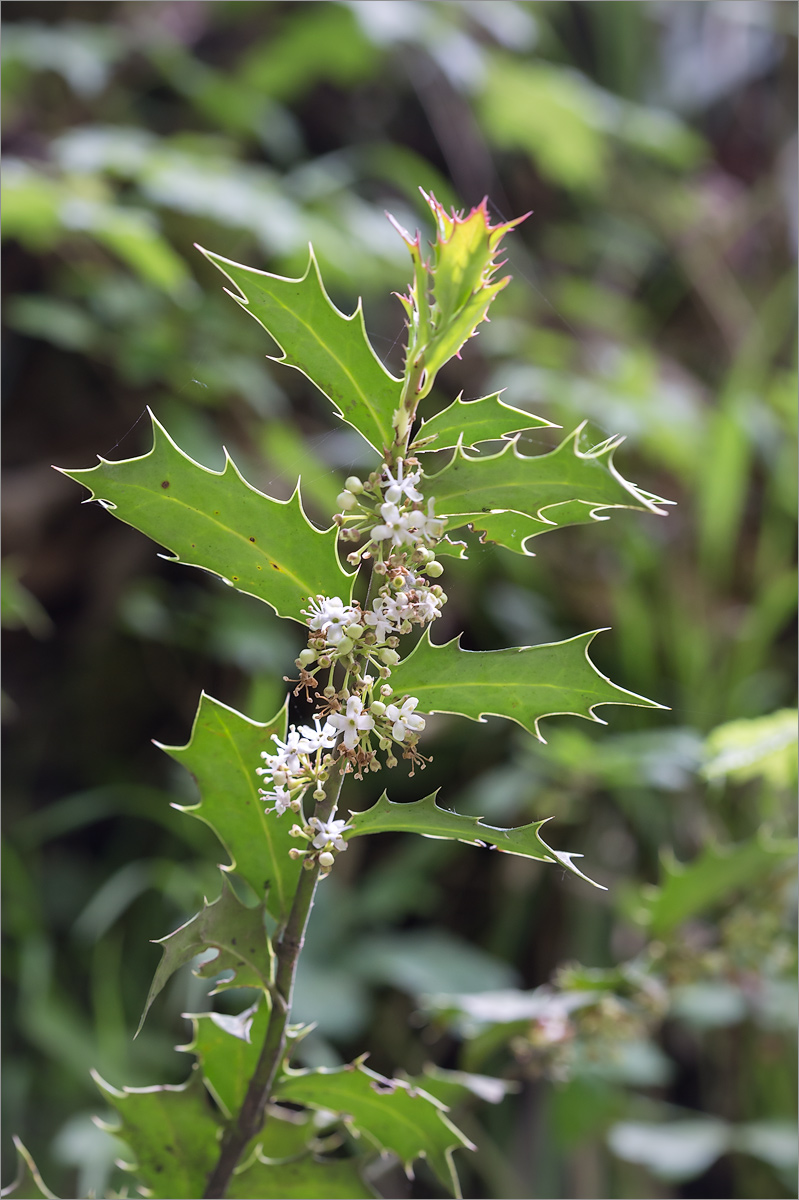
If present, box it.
[202,773,346,1199]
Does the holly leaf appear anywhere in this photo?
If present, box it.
[275,1061,474,1197]
[138,879,273,1035]
[345,792,605,889]
[422,424,670,521]
[629,835,798,937]
[157,692,301,920]
[179,997,270,1118]
[0,1138,58,1200]
[57,411,351,624]
[93,1068,220,1200]
[414,392,553,451]
[388,628,663,742]
[446,502,609,555]
[198,246,401,455]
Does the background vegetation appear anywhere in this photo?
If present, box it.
[2,3,796,1198]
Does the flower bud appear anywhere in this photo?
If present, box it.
[298,648,317,666]
[380,648,400,665]
[336,636,354,655]
[345,624,364,639]
[345,476,364,494]
[337,491,358,511]
[425,560,444,577]
[318,851,335,868]
[370,701,387,717]
[323,685,336,698]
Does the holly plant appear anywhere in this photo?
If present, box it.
[7,191,669,1200]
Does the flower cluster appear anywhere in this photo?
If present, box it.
[257,455,447,877]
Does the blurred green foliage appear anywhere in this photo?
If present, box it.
[2,3,796,1198]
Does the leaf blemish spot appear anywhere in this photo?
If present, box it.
[249,536,256,542]
[161,480,170,489]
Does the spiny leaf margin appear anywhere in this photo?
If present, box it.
[388,627,666,742]
[346,791,606,889]
[198,244,401,454]
[422,422,672,522]
[56,410,352,624]
[156,692,301,921]
[413,391,555,451]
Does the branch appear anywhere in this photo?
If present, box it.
[201,775,345,1199]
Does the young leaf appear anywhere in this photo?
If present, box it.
[345,792,605,888]
[138,878,273,1035]
[179,997,270,1118]
[57,411,351,624]
[157,692,302,920]
[392,193,527,384]
[388,628,664,742]
[414,392,554,451]
[198,246,401,454]
[93,1069,220,1200]
[227,1153,376,1200]
[422,424,670,521]
[275,1061,474,1198]
[0,1138,58,1200]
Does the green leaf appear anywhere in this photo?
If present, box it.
[414,392,553,451]
[346,792,605,889]
[138,878,273,1035]
[388,628,663,742]
[57,411,351,624]
[179,997,270,1118]
[227,1153,376,1199]
[423,425,670,521]
[93,1068,220,1200]
[275,1062,474,1197]
[446,501,615,556]
[198,246,401,454]
[157,692,302,920]
[630,835,798,937]
[0,1138,59,1200]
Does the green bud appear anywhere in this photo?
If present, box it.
[337,491,358,511]
[298,648,317,666]
[425,560,444,578]
[345,623,365,639]
[370,701,387,717]
[380,648,400,665]
[345,476,364,494]
[336,636,354,655]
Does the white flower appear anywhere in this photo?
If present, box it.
[370,503,418,548]
[303,595,358,644]
[407,499,444,543]
[329,695,375,750]
[414,590,442,622]
[363,597,395,643]
[308,816,352,851]
[260,785,293,816]
[298,716,338,752]
[268,726,305,774]
[382,459,424,505]
[385,696,425,742]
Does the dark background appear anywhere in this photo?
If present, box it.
[2,3,797,1198]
